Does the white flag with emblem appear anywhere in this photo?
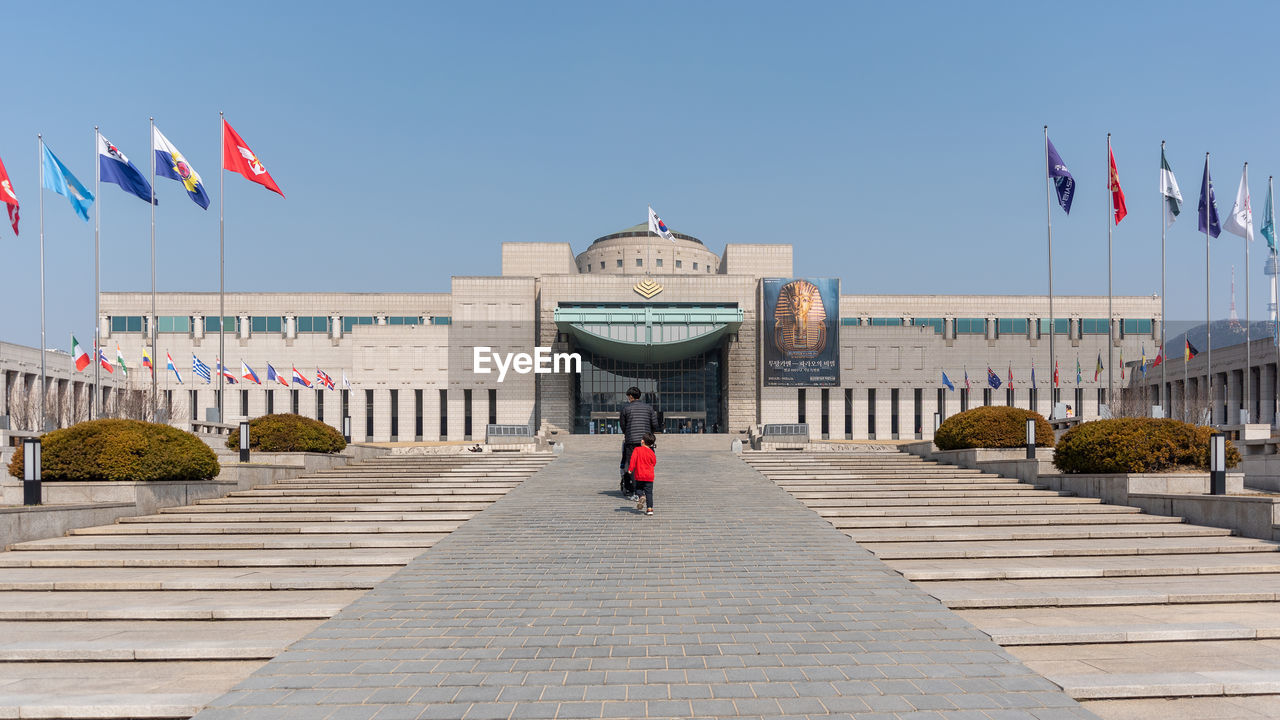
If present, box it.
[1224,164,1253,241]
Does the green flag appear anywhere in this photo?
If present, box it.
[1161,148,1182,223]
[1262,181,1276,251]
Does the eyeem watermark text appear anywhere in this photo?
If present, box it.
[473,347,582,381]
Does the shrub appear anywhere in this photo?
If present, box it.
[934,406,1053,451]
[226,414,346,454]
[1053,418,1240,474]
[7,419,220,482]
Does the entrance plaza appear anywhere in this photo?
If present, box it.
[188,438,1095,720]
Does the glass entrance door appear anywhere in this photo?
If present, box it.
[574,348,724,433]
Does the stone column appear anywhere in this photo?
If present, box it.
[373,388,391,442]
[1266,364,1279,425]
[1227,370,1242,424]
[284,315,296,340]
[876,388,893,440]
[192,315,205,340]
[238,315,250,340]
[331,314,343,340]
[921,387,938,441]
[851,387,869,440]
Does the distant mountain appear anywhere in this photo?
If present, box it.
[1162,319,1279,357]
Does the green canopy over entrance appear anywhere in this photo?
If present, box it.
[553,305,743,364]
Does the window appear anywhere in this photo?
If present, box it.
[997,318,1028,335]
[1074,388,1084,418]
[190,390,198,421]
[266,390,274,415]
[1006,388,1014,406]
[820,389,829,437]
[844,388,853,439]
[955,318,987,335]
[798,389,806,424]
[656,258,663,268]
[203,316,238,333]
[707,265,711,272]
[340,390,348,424]
[430,316,451,325]
[291,389,299,415]
[365,389,374,439]
[389,389,398,440]
[415,389,423,440]
[600,261,605,269]
[464,388,473,439]
[960,388,969,412]
[316,389,324,422]
[936,388,946,426]
[635,258,643,267]
[110,316,145,333]
[867,389,876,438]
[240,389,248,417]
[840,318,862,326]
[616,259,623,268]
[693,262,699,270]
[913,388,922,439]
[1098,388,1106,414]
[912,318,944,333]
[296,316,330,333]
[1122,318,1153,336]
[250,316,282,333]
[157,316,191,333]
[1038,318,1071,336]
[439,389,448,438]
[1080,318,1110,335]
[869,318,903,327]
[342,316,374,332]
[983,388,992,406]
[675,260,682,269]
[585,263,591,272]
[488,388,497,426]
[1029,387,1037,413]
[890,388,900,438]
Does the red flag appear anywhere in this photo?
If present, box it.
[1109,146,1127,224]
[1053,360,1060,388]
[221,119,284,197]
[0,154,19,235]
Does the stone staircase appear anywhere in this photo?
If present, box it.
[0,451,555,720]
[742,450,1280,720]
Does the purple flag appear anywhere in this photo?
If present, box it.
[1046,136,1075,214]
[1199,156,1221,238]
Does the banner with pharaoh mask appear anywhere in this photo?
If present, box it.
[762,278,839,387]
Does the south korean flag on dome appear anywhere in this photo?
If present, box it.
[648,205,675,242]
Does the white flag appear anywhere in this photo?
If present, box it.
[1224,164,1254,241]
[648,205,675,242]
[342,372,351,389]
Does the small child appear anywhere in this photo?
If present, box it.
[627,432,657,516]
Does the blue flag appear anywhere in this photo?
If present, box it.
[986,366,1002,389]
[1046,136,1075,214]
[1262,182,1275,251]
[941,371,955,391]
[98,133,154,204]
[153,125,209,209]
[1199,157,1221,238]
[41,142,94,221]
[1031,364,1037,386]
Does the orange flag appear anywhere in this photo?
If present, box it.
[222,119,284,197]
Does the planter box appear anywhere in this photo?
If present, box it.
[1125,492,1280,542]
[1036,471,1245,507]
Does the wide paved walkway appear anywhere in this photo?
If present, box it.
[194,442,1095,720]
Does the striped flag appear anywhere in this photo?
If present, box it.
[166,352,183,384]
[192,355,212,383]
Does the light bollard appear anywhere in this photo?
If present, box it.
[239,421,250,463]
[22,438,41,506]
[343,415,351,443]
[1025,418,1036,460]
[1209,432,1226,495]
[933,412,942,433]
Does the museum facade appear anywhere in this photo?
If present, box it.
[86,224,1162,441]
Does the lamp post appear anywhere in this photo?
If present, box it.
[1026,418,1036,460]
[1209,432,1226,495]
[22,438,41,506]
[239,421,250,463]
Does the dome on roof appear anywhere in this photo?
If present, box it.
[590,223,702,246]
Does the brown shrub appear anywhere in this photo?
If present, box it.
[1053,418,1240,474]
[934,406,1053,450]
[8,419,220,482]
[225,414,346,454]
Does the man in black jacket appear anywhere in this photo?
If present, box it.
[619,386,659,495]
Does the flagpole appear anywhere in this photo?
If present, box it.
[1045,126,1056,416]
[1244,162,1251,424]
[37,134,46,433]
[1272,175,1278,427]
[1161,141,1168,419]
[1206,152,1214,424]
[218,111,225,421]
[149,117,157,422]
[1107,134,1114,411]
[93,126,101,421]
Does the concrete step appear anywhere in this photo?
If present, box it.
[920,573,1280,608]
[0,619,324,660]
[0,548,420,568]
[961,602,1280,645]
[0,660,260,719]
[11,533,444,551]
[1010,639,1280,699]
[196,494,508,504]
[863,535,1279,560]
[816,503,1137,517]
[0,566,395,591]
[1082,694,1280,719]
[831,513,1179,529]
[119,511,478,523]
[157,502,496,514]
[847,523,1230,544]
[889,552,1280,581]
[800,496,1104,507]
[0,590,363,620]
[67,520,467,535]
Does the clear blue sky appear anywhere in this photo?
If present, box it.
[3,1,1279,350]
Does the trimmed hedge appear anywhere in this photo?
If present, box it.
[934,406,1053,450]
[7,419,220,482]
[1053,418,1240,474]
[226,414,346,454]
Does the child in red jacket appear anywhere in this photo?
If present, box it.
[627,432,657,516]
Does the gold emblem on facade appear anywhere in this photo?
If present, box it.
[633,279,663,299]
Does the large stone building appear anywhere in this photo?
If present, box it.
[81,224,1162,441]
